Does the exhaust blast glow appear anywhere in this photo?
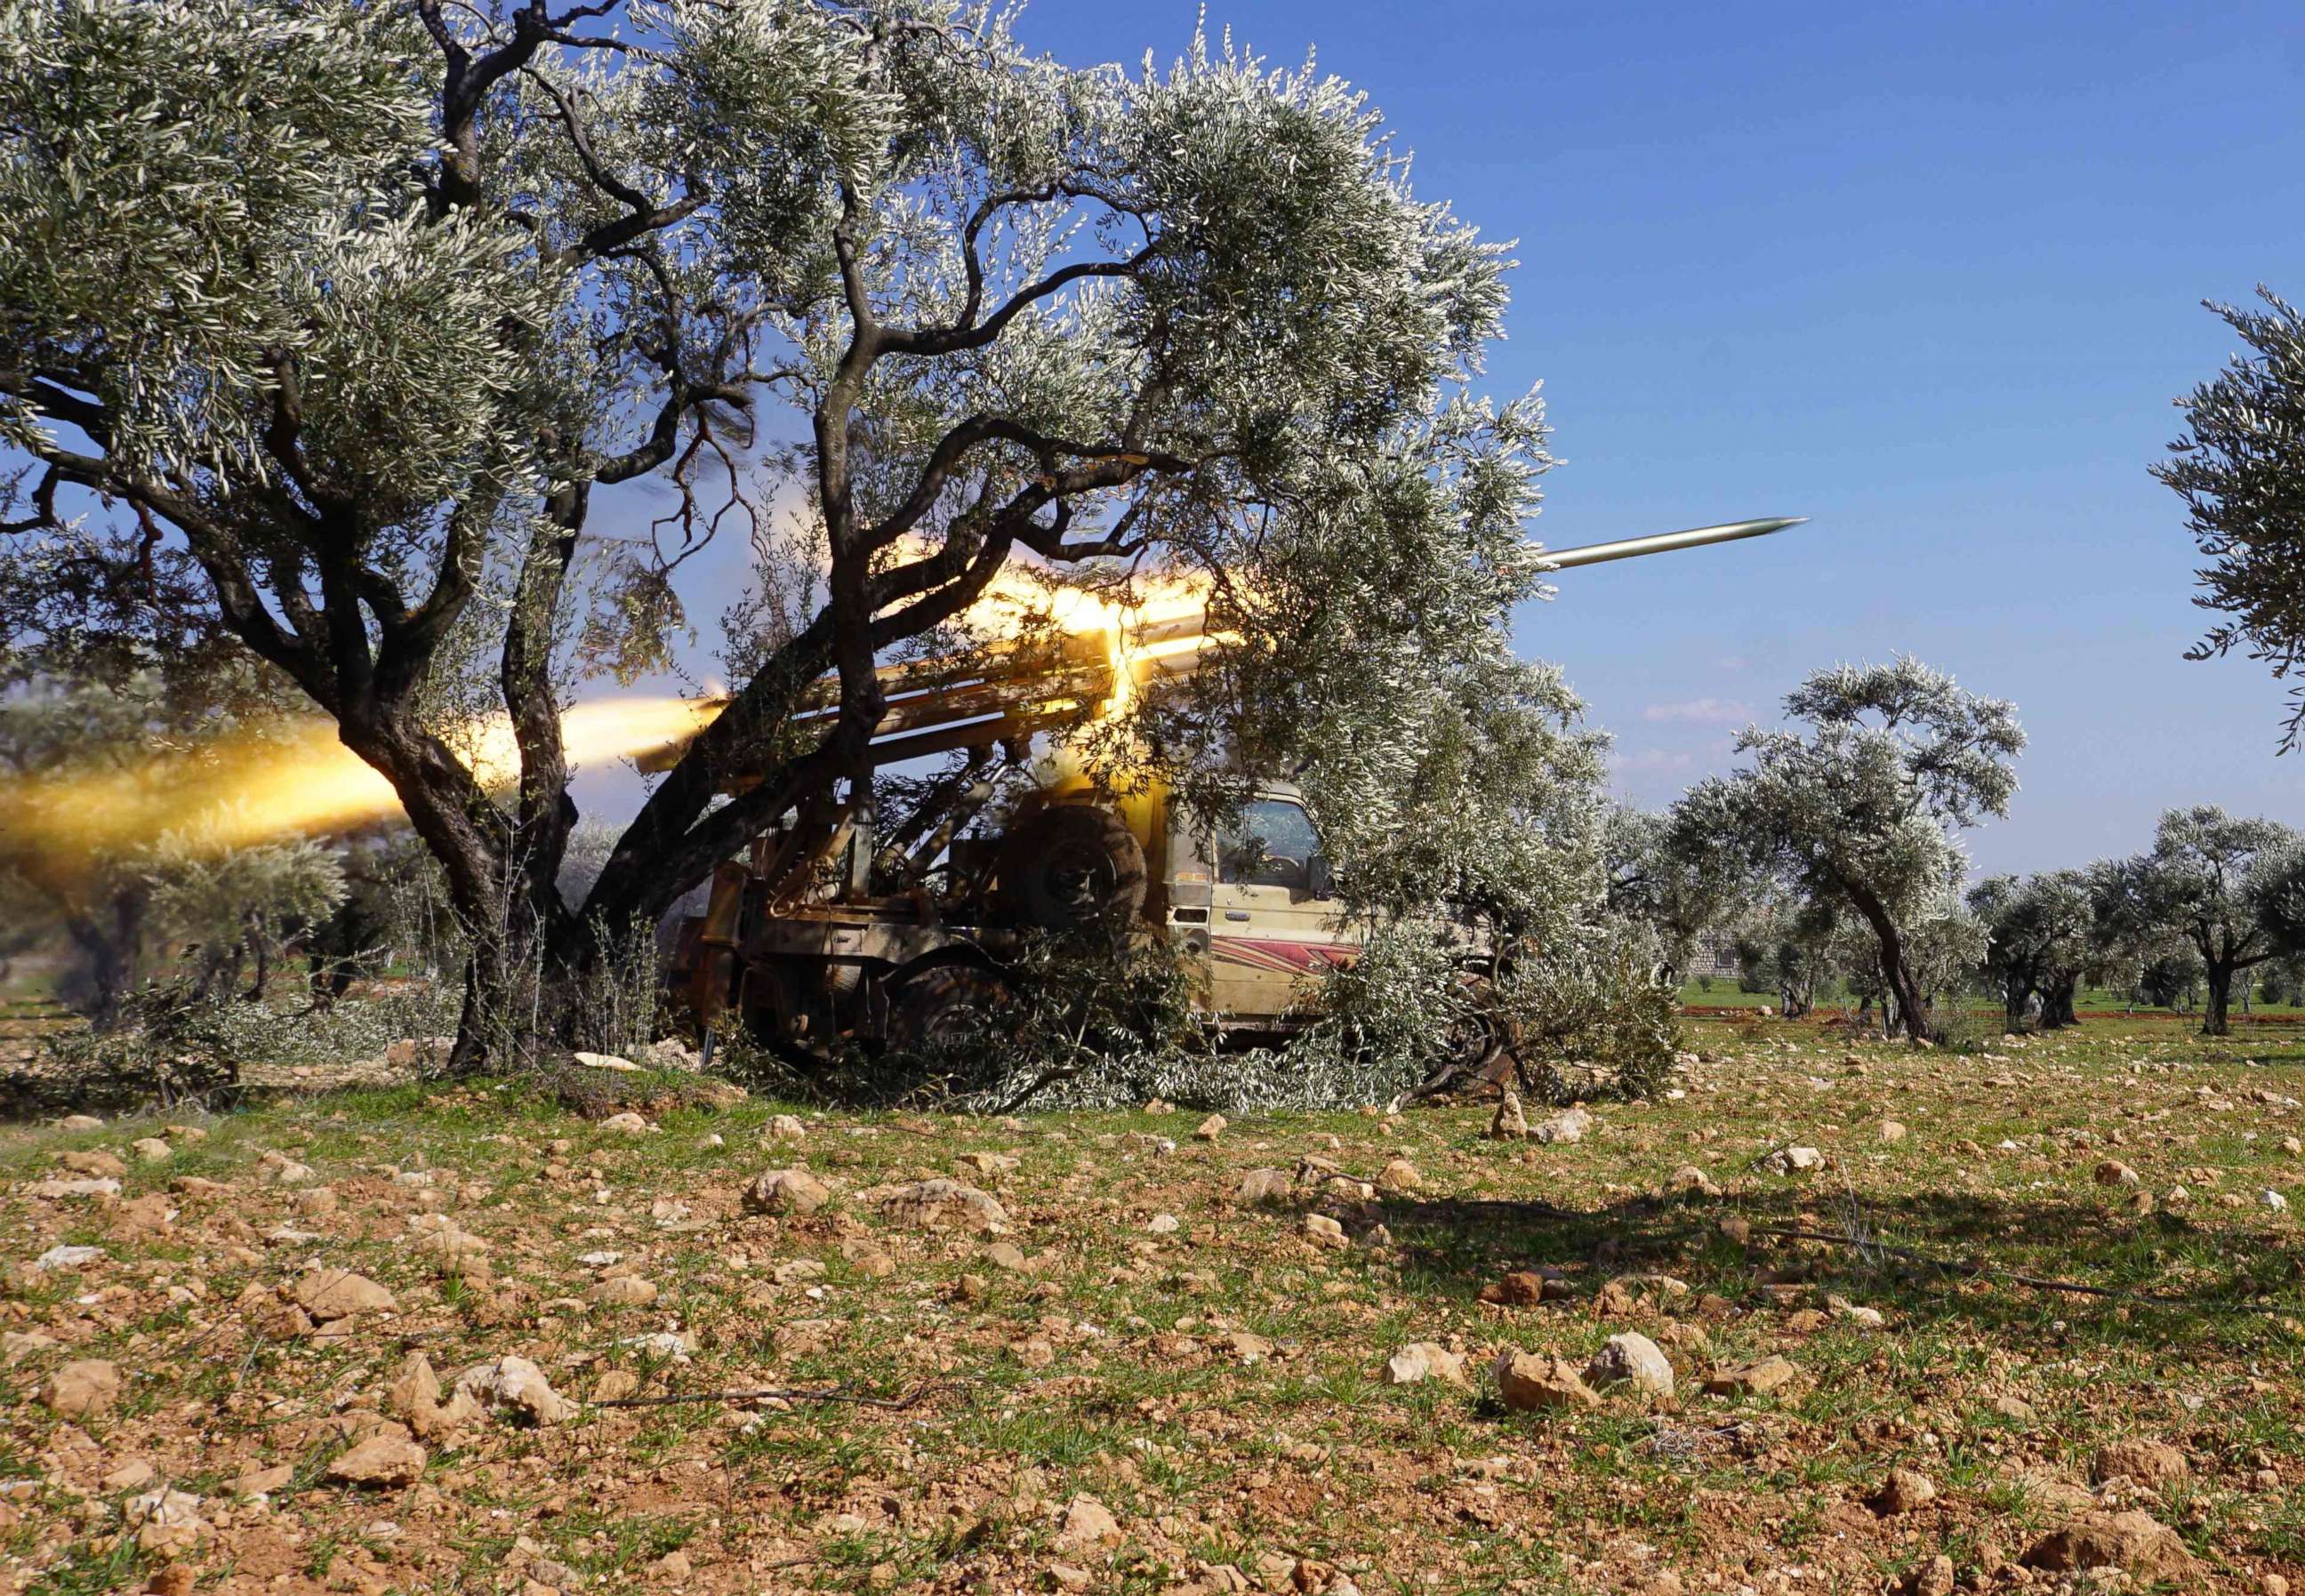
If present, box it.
[2,563,1240,870]
[1,697,720,862]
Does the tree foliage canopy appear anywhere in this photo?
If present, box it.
[2096,805,2303,1033]
[0,0,1582,1063]
[2155,288,2305,750]
[1966,868,2091,1026]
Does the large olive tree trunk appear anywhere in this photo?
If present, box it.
[2202,958,2237,1037]
[1845,879,1933,1046]
[63,887,147,1032]
[2039,973,2079,1030]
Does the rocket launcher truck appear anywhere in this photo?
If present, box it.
[647,518,1806,1059]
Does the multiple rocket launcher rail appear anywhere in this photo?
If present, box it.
[634,517,1809,787]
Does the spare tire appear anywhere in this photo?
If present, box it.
[994,802,1148,932]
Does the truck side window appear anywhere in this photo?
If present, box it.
[1217,798,1320,890]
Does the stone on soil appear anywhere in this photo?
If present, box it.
[1492,1351,1601,1411]
[286,1268,398,1321]
[1382,1342,1470,1389]
[1054,1494,1120,1550]
[44,1358,121,1418]
[1704,1355,1797,1398]
[2021,1511,2201,1583]
[1531,1106,1591,1144]
[743,1167,831,1215]
[456,1354,576,1425]
[864,1177,1009,1231]
[1869,1467,1937,1514]
[327,1431,428,1488]
[2092,1438,2189,1487]
[1239,1167,1291,1203]
[1585,1332,1675,1398]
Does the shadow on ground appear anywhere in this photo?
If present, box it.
[1363,1183,2305,1344]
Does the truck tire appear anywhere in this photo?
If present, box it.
[995,802,1147,933]
[885,960,1015,1055]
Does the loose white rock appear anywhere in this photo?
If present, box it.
[1585,1331,1675,1398]
[572,1051,642,1072]
[34,1244,106,1271]
[1532,1107,1593,1145]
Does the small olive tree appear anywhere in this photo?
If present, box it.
[1605,804,1740,984]
[2098,806,2303,1036]
[1671,657,2022,1045]
[1968,869,2092,1031]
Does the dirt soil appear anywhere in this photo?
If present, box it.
[3,1016,2301,1595]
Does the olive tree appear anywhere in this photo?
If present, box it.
[2099,806,2303,1036]
[1967,869,2092,1031]
[1670,657,2023,1045]
[142,830,348,1004]
[1604,804,1739,983]
[1,0,1553,1069]
[2155,288,2305,750]
[1728,895,1839,1019]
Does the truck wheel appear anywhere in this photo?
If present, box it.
[995,802,1147,932]
[885,961,1015,1055]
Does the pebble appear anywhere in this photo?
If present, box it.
[1868,1466,1936,1514]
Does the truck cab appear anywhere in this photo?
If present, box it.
[1167,785,1360,1022]
[672,775,1362,1057]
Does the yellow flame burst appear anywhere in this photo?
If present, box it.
[943,557,1222,727]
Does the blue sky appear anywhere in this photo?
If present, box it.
[987,0,2305,873]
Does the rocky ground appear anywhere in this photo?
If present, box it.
[4,1017,2301,1595]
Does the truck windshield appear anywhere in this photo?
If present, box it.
[1217,798,1320,890]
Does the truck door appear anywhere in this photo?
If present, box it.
[1207,793,1354,1021]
